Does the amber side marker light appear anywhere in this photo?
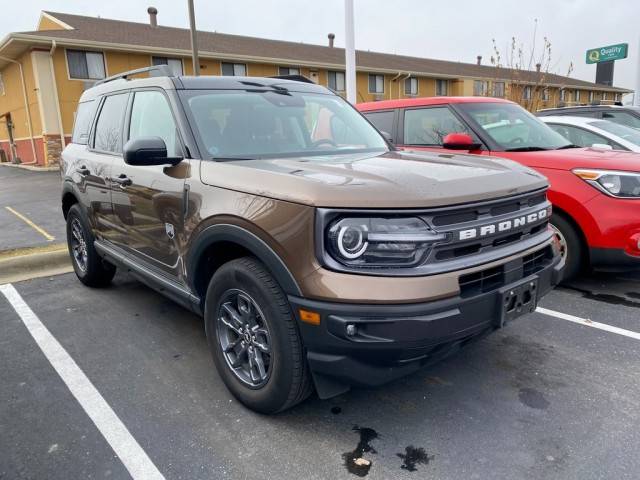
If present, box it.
[573,169,601,181]
[299,309,321,325]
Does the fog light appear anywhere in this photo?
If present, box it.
[346,324,357,337]
[625,233,640,256]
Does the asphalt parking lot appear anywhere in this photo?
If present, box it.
[2,268,640,480]
[0,166,63,251]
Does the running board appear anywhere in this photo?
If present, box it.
[94,240,202,316]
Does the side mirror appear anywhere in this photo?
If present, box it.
[123,136,182,166]
[442,132,482,151]
[591,143,613,150]
[380,131,394,144]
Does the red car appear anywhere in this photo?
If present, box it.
[358,97,640,279]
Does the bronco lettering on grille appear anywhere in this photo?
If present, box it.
[458,208,548,241]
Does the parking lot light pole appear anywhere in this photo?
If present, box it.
[188,0,200,76]
[635,36,640,106]
[344,0,356,104]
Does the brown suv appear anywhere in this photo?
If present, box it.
[61,66,563,413]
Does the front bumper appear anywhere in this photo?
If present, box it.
[290,249,564,398]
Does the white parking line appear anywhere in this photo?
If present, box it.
[536,306,640,341]
[0,284,165,480]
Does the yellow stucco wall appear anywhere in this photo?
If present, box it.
[37,15,67,31]
[0,51,41,141]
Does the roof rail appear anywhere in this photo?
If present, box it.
[95,65,174,86]
[269,74,315,84]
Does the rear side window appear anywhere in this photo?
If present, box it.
[93,93,129,153]
[364,111,394,136]
[71,100,97,145]
[602,111,640,129]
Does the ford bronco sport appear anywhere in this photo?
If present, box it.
[61,67,563,413]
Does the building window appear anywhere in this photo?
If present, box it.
[523,85,532,100]
[602,92,608,101]
[66,49,106,80]
[575,90,581,103]
[0,73,4,95]
[279,67,300,76]
[368,74,384,94]
[473,80,489,96]
[404,77,418,96]
[589,91,595,103]
[435,79,448,96]
[328,71,346,92]
[152,56,183,76]
[492,82,505,97]
[221,62,247,76]
[559,89,566,102]
[615,93,621,102]
[541,88,549,101]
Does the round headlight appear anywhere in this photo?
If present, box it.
[337,224,368,259]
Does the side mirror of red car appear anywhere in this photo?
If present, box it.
[442,133,482,151]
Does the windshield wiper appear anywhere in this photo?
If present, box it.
[504,146,550,152]
[556,144,581,150]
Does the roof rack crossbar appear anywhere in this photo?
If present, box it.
[95,65,174,86]
[269,74,315,84]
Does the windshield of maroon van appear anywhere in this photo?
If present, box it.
[181,89,389,159]
[457,102,572,151]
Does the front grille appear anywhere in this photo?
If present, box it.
[423,189,551,263]
[459,245,554,298]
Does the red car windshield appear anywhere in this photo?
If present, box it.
[457,102,572,151]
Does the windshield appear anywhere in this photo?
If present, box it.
[181,89,388,159]
[590,120,640,146]
[457,102,571,151]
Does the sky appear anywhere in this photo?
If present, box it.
[1,0,638,93]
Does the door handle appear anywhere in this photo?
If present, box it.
[75,165,90,176]
[111,174,132,188]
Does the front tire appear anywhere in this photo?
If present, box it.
[204,257,312,414]
[550,213,584,281]
[66,204,116,287]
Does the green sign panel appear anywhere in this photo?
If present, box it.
[586,43,628,64]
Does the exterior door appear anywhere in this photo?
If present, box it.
[83,93,129,239]
[109,89,187,278]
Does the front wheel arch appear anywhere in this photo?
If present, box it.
[188,224,303,304]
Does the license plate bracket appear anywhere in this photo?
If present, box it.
[498,276,539,327]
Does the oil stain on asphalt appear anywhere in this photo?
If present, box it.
[342,425,378,477]
[397,445,433,472]
[519,387,550,410]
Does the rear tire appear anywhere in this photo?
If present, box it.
[550,213,584,281]
[66,204,116,287]
[204,257,313,414]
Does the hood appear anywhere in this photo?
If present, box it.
[506,147,640,172]
[199,150,547,208]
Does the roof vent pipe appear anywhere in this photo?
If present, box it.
[477,55,482,65]
[147,6,158,27]
[536,63,541,72]
[328,33,335,48]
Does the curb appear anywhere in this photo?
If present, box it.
[0,244,73,284]
[0,162,59,172]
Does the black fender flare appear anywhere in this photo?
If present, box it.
[186,223,303,297]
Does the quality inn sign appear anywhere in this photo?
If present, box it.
[586,43,628,64]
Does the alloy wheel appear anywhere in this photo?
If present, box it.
[216,289,272,388]
[550,223,568,260]
[70,218,88,272]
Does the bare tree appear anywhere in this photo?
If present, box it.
[487,20,574,112]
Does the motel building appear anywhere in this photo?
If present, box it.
[0,9,632,166]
